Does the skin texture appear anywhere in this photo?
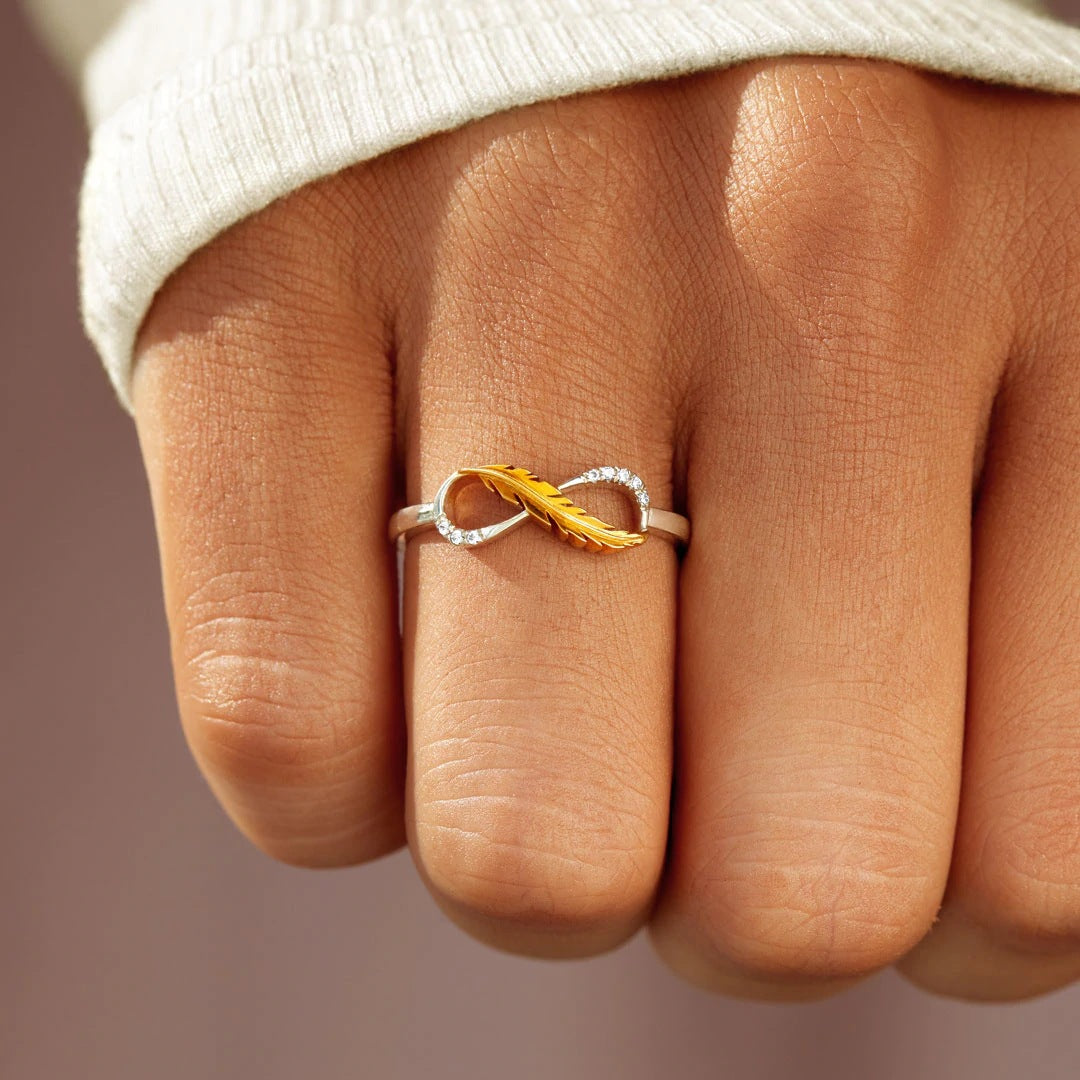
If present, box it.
[130,59,1080,1002]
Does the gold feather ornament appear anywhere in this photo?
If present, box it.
[388,461,687,554]
[460,465,646,553]
[426,464,653,552]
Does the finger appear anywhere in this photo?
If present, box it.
[393,98,683,957]
[898,329,1080,1001]
[650,65,980,998]
[132,184,405,867]
[653,339,976,1000]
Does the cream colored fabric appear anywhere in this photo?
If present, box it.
[25,0,1080,413]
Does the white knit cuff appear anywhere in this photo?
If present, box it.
[79,0,1080,413]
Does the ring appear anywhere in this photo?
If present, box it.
[389,464,690,553]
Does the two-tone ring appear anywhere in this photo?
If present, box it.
[389,464,690,553]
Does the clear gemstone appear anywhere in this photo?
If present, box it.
[617,468,631,484]
[600,466,617,481]
[586,468,601,482]
[637,491,650,507]
[436,515,452,536]
[450,529,465,545]
[630,475,643,491]
[466,530,483,546]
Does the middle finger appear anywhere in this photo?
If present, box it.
[393,99,686,957]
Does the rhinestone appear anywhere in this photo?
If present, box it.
[586,468,601,482]
[450,529,465,545]
[617,468,631,484]
[600,466,617,481]
[436,515,452,536]
[637,491,650,507]
[466,530,483,546]
[630,475,643,491]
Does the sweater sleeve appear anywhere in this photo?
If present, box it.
[25,0,1080,415]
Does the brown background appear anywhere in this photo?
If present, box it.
[4,4,1080,1078]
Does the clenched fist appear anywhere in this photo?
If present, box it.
[130,59,1080,1002]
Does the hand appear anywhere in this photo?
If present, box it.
[130,58,1080,1002]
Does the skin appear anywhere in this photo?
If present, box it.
[129,58,1080,1002]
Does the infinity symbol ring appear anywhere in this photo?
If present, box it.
[389,465,690,554]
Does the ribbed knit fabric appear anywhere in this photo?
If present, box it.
[30,0,1080,414]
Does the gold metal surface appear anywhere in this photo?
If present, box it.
[459,465,646,553]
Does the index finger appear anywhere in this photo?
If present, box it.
[132,191,405,867]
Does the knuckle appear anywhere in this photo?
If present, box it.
[966,796,1080,948]
[182,642,346,790]
[1021,117,1080,324]
[725,60,949,281]
[685,804,943,981]
[241,804,401,870]
[420,92,672,293]
[413,720,661,932]
[402,90,696,412]
[180,632,400,868]
[416,814,653,934]
[173,569,391,814]
[452,92,660,210]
